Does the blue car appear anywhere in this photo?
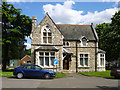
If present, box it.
[13,64,55,79]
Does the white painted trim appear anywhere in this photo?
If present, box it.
[41,25,53,44]
[98,53,105,67]
[38,51,56,68]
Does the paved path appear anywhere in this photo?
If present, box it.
[2,73,119,88]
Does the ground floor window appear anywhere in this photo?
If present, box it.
[79,53,89,67]
[100,54,105,66]
[39,52,55,67]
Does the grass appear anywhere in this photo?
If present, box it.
[55,73,66,78]
[0,70,14,77]
[0,70,66,78]
[78,70,114,78]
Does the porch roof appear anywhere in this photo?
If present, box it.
[63,48,73,54]
[98,49,106,53]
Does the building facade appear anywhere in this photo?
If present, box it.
[30,13,106,72]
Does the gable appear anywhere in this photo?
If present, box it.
[31,13,64,45]
[21,55,31,61]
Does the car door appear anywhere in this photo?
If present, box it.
[22,65,33,77]
[31,65,45,77]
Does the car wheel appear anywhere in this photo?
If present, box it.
[44,73,50,79]
[17,73,23,79]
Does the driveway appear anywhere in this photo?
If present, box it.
[2,73,119,88]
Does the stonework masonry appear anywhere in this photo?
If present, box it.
[31,13,106,72]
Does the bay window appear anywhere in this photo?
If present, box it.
[100,54,105,67]
[39,52,55,67]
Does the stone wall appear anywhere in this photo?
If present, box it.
[64,40,97,72]
[31,14,63,71]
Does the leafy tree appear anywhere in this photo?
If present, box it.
[25,49,31,56]
[110,11,120,62]
[2,2,32,70]
[95,11,120,63]
[95,23,112,61]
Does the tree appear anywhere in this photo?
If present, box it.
[2,2,32,70]
[25,49,31,56]
[110,11,120,62]
[95,23,112,61]
[95,11,120,63]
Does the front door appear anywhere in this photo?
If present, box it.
[63,59,69,70]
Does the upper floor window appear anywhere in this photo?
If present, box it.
[63,41,70,46]
[42,25,52,44]
[80,37,88,47]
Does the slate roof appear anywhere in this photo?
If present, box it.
[56,24,96,41]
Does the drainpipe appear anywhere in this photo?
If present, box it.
[76,40,78,72]
[34,50,36,64]
[95,41,97,72]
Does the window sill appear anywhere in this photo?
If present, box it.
[40,65,55,68]
[41,43,53,45]
[78,66,90,68]
[97,66,105,68]
[63,46,70,47]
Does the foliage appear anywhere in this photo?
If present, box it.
[2,2,32,70]
[25,49,31,56]
[78,70,113,78]
[0,70,14,77]
[95,11,120,62]
[110,11,120,62]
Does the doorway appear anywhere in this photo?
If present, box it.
[63,55,71,70]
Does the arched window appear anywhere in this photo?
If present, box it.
[42,25,52,44]
[63,41,70,46]
[66,42,69,46]
[82,38,87,46]
[81,37,88,47]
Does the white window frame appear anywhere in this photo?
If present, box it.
[98,53,105,67]
[41,25,53,44]
[63,41,70,47]
[78,52,90,67]
[80,36,88,47]
[38,52,56,68]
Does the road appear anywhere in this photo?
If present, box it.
[2,73,119,89]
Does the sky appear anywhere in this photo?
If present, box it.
[8,0,119,49]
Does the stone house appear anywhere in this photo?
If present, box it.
[30,13,106,72]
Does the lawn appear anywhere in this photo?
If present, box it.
[0,70,66,78]
[55,73,66,78]
[0,70,14,77]
[78,70,114,78]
